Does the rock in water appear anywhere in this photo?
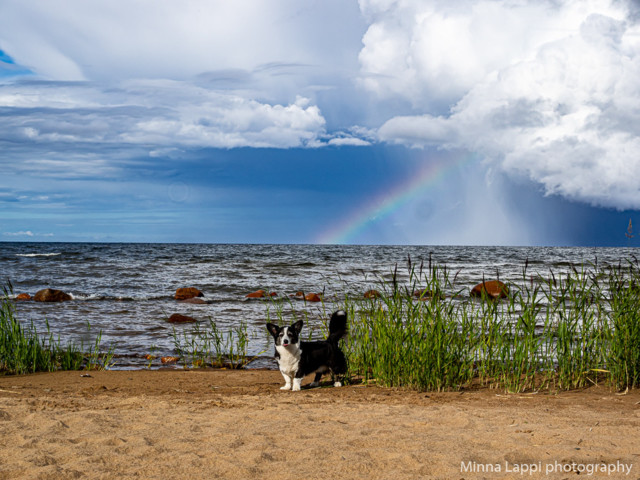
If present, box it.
[470,280,509,299]
[413,289,445,301]
[167,313,197,324]
[175,287,203,300]
[33,289,72,302]
[15,293,31,301]
[304,293,322,302]
[246,290,277,298]
[413,289,431,299]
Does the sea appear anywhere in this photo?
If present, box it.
[1,242,636,369]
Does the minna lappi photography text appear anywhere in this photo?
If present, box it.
[461,460,633,476]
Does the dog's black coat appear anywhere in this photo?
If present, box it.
[266,310,347,390]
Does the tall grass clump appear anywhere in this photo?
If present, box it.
[341,263,476,391]
[0,283,113,374]
[604,259,640,390]
[172,317,251,368]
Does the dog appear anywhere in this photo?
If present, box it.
[266,310,347,391]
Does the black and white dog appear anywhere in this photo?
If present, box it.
[266,310,347,391]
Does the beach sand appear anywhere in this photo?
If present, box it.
[1,370,639,479]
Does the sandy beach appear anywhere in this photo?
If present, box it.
[0,370,639,479]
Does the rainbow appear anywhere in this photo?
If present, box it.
[316,152,478,244]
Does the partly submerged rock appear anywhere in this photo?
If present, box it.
[33,288,72,302]
[246,290,277,299]
[364,289,381,299]
[161,356,179,364]
[175,287,203,301]
[167,313,197,324]
[413,289,445,301]
[15,293,32,301]
[470,280,509,300]
[305,293,322,302]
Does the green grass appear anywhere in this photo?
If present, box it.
[0,284,114,375]
[171,317,253,369]
[265,256,640,393]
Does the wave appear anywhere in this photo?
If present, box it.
[15,253,62,257]
[69,293,173,302]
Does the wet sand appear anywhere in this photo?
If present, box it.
[0,370,639,479]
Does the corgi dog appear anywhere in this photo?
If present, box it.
[266,310,347,391]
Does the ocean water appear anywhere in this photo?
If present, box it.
[0,242,635,368]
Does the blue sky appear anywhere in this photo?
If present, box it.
[1,0,640,246]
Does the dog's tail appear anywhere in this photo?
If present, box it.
[328,310,348,343]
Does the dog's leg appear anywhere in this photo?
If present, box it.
[292,377,303,391]
[309,371,323,388]
[280,373,292,390]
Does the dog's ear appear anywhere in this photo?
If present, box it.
[266,323,280,338]
[291,320,304,335]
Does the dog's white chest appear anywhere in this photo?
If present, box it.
[276,344,301,376]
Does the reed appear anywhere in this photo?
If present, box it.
[0,284,113,374]
[604,259,640,390]
[171,317,252,368]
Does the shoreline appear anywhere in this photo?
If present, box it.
[4,243,631,369]
[1,370,639,479]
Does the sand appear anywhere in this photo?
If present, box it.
[0,370,639,480]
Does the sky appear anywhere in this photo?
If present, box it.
[1,0,640,246]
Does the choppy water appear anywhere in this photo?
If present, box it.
[1,243,635,368]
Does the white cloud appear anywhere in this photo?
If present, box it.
[3,230,34,237]
[0,81,327,151]
[365,0,640,209]
[358,0,592,109]
[327,137,371,147]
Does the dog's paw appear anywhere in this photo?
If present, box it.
[280,385,292,390]
[292,378,302,391]
[333,381,342,387]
